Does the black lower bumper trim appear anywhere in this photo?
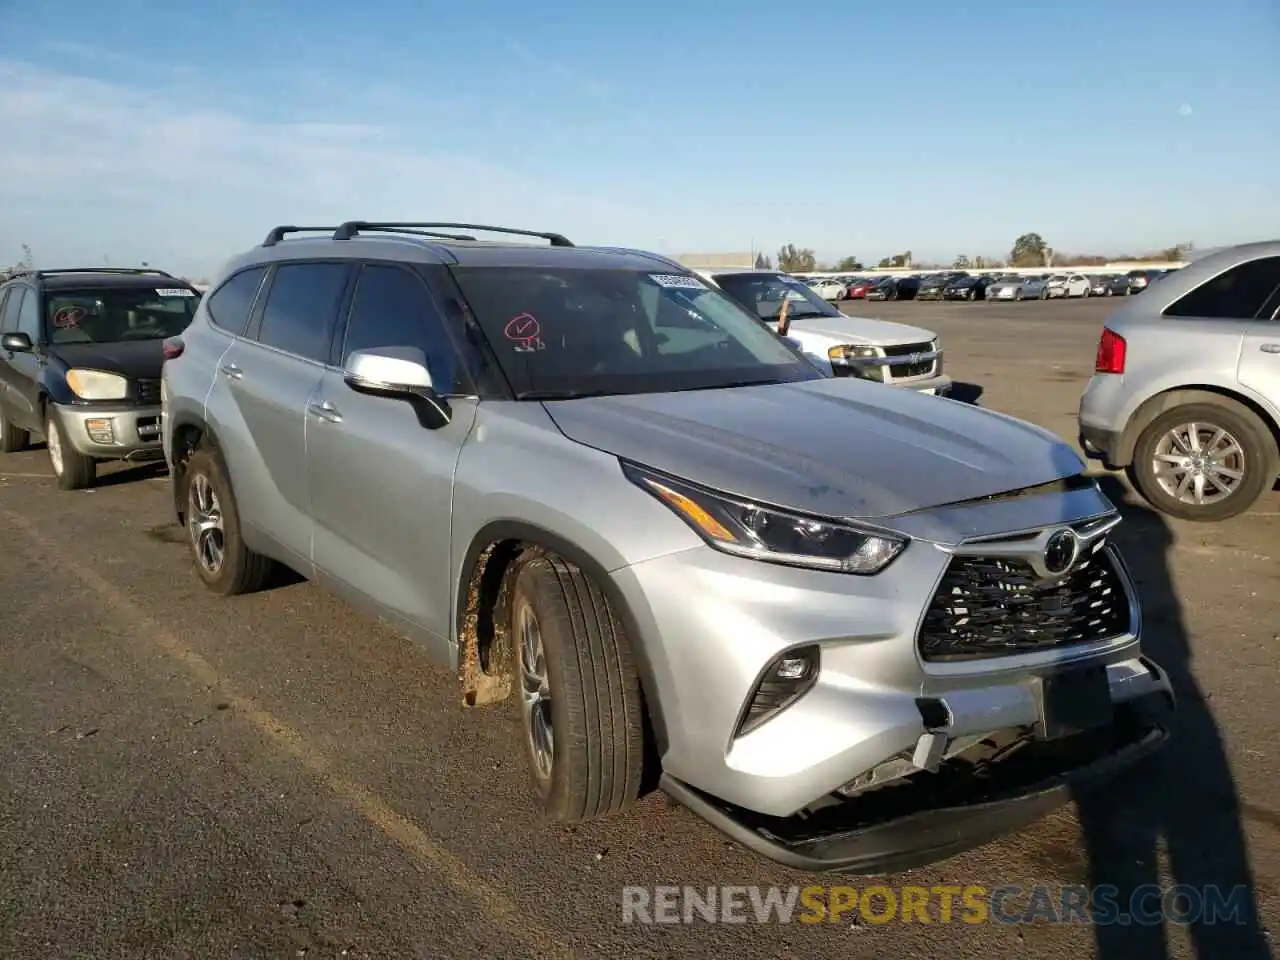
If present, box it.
[662,693,1171,875]
[1078,424,1121,465]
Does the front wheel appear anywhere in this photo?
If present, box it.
[1129,403,1277,522]
[1039,287,1049,300]
[46,412,96,490]
[509,554,645,822]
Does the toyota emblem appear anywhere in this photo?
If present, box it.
[1043,529,1080,576]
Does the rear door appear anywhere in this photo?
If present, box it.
[307,262,479,646]
[0,287,44,430]
[215,260,352,566]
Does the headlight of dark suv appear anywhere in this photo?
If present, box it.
[622,462,906,574]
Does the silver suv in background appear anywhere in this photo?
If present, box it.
[1079,241,1280,521]
[162,220,1172,872]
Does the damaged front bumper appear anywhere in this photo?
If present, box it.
[663,677,1172,874]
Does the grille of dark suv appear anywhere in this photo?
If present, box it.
[136,379,161,404]
[918,543,1131,662]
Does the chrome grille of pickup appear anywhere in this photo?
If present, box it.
[918,541,1131,662]
[882,341,936,380]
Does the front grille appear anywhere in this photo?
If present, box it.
[136,379,161,404]
[918,542,1131,662]
[891,360,934,379]
[882,342,933,358]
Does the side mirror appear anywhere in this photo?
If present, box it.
[1,332,32,354]
[343,347,451,429]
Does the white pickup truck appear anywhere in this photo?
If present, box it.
[699,269,952,396]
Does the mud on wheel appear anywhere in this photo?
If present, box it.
[508,553,645,822]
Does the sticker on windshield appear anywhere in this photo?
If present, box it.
[503,312,544,353]
[155,288,196,297]
[649,274,705,290]
[53,306,86,328]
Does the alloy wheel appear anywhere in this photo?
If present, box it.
[187,472,226,574]
[1152,422,1246,507]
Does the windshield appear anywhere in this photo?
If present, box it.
[44,286,199,344]
[712,272,842,322]
[450,267,825,399]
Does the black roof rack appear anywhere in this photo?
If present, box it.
[262,225,341,247]
[331,221,574,247]
[16,267,181,281]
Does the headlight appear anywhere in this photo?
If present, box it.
[622,462,906,575]
[827,344,880,362]
[65,369,129,401]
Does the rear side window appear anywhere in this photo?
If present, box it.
[256,262,348,363]
[1164,257,1280,321]
[15,288,40,340]
[0,289,10,330]
[206,267,267,335]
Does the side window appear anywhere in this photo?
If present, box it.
[206,267,267,335]
[256,262,348,363]
[1,288,25,333]
[16,289,40,340]
[1164,257,1280,321]
[341,265,462,392]
[0,289,10,331]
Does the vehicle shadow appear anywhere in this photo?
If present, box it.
[1072,475,1271,958]
[93,460,168,488]
[949,382,984,405]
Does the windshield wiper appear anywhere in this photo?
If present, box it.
[677,378,791,393]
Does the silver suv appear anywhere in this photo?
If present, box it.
[162,221,1173,871]
[1079,241,1280,522]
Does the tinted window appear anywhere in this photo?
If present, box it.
[1164,257,1280,321]
[0,289,10,331]
[1,288,25,333]
[16,287,40,340]
[342,265,464,392]
[712,272,842,322]
[256,263,348,362]
[206,267,267,335]
[45,287,199,345]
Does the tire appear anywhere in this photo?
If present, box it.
[46,412,96,490]
[0,411,28,453]
[1014,291,1023,301]
[181,446,275,594]
[1129,402,1277,522]
[509,554,645,822]
[1039,287,1049,300]
[966,289,975,301]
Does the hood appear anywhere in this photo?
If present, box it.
[46,339,164,379]
[542,378,1084,521]
[784,313,937,348]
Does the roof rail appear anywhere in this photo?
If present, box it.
[332,221,574,247]
[32,267,180,280]
[262,225,342,247]
[360,227,479,242]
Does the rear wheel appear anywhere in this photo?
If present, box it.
[509,554,645,822]
[0,412,28,453]
[182,446,275,594]
[46,413,96,490]
[1129,402,1277,522]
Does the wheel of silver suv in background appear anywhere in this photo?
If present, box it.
[508,554,645,821]
[0,412,28,454]
[182,446,275,594]
[1129,401,1278,522]
[45,412,96,490]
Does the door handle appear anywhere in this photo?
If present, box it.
[1260,343,1280,354]
[307,401,342,423]
[219,362,243,379]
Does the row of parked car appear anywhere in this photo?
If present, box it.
[802,268,1181,303]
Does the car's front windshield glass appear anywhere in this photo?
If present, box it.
[711,272,842,323]
[44,286,199,344]
[450,267,826,399]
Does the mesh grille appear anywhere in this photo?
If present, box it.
[918,543,1131,662]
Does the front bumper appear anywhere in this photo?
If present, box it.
[662,683,1170,873]
[54,403,164,460]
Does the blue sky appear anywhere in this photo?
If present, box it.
[1,0,1276,277]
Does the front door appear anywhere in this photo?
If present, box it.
[308,262,478,649]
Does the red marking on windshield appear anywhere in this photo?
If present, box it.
[53,307,86,328]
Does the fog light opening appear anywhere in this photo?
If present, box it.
[734,645,820,738]
[84,418,116,445]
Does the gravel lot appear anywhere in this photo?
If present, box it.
[1,297,1276,959]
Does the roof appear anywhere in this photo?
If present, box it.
[2,269,194,292]
[231,231,684,274]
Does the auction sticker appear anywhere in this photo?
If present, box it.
[649,274,705,289]
[155,288,196,297]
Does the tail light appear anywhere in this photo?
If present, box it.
[162,336,185,361]
[1095,328,1126,374]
